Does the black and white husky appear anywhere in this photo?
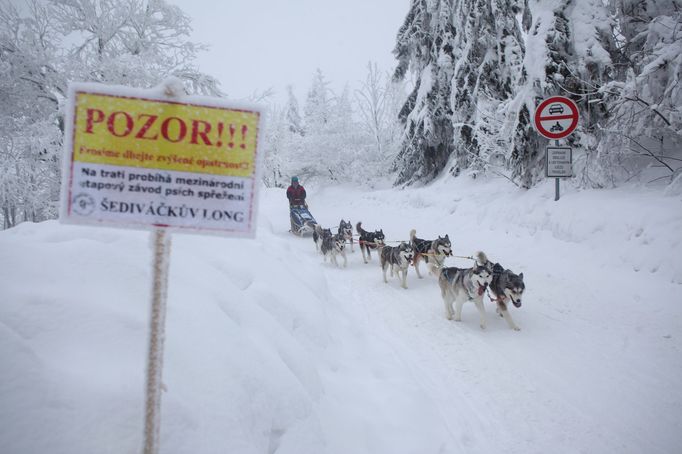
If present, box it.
[488,263,525,331]
[313,225,332,252]
[410,229,452,278]
[320,231,347,268]
[380,242,414,289]
[356,222,385,264]
[438,252,493,329]
[338,219,354,252]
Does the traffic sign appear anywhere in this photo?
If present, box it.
[546,146,572,177]
[534,96,579,139]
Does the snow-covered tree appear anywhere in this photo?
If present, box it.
[262,67,403,188]
[449,0,526,181]
[0,0,63,226]
[0,0,221,229]
[389,0,679,189]
[355,61,405,159]
[392,0,456,184]
[595,0,682,186]
[285,85,304,135]
[304,68,332,135]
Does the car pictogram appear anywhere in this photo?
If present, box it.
[548,104,564,115]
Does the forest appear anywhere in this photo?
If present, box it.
[1,0,680,229]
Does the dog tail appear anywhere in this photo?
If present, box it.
[356,222,363,234]
[475,251,489,266]
[409,229,416,242]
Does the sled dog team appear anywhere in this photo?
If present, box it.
[312,220,526,331]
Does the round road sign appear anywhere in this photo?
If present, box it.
[533,96,579,140]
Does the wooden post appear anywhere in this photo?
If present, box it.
[143,228,171,454]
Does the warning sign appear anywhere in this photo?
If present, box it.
[60,83,264,236]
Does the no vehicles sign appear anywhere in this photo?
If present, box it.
[533,96,579,140]
[60,83,264,236]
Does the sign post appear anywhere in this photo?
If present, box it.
[547,141,573,200]
[59,80,264,454]
[144,228,170,454]
[533,96,579,201]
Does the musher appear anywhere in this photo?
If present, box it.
[286,176,306,207]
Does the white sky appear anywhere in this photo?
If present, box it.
[173,0,410,104]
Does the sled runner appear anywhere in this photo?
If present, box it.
[290,205,317,236]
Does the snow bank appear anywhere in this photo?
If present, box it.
[0,190,450,454]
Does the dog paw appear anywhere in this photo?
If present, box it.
[513,326,521,331]
[480,324,487,330]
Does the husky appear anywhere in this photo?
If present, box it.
[356,222,385,264]
[380,242,414,289]
[438,252,494,329]
[410,229,452,278]
[488,263,525,331]
[313,225,332,252]
[320,231,347,268]
[338,219,354,252]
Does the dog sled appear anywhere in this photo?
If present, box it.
[290,205,317,236]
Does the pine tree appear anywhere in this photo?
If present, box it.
[304,69,332,135]
[392,0,457,184]
[285,85,304,135]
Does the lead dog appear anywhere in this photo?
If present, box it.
[488,263,525,331]
[380,242,414,289]
[321,231,347,268]
[313,225,332,252]
[338,219,354,252]
[438,252,493,329]
[356,222,385,264]
[410,229,452,278]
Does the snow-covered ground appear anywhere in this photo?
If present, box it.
[1,177,681,454]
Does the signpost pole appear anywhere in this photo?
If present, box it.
[555,140,560,201]
[143,228,171,454]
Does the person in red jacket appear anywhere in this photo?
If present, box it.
[286,176,307,207]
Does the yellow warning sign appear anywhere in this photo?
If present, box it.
[72,92,260,177]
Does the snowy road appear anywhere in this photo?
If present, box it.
[273,181,682,454]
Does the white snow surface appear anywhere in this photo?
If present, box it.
[1,177,681,454]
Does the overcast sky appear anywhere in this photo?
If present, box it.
[174,0,410,104]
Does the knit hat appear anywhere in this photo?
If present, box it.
[291,176,299,183]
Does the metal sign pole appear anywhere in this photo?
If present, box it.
[143,228,171,454]
[554,140,560,201]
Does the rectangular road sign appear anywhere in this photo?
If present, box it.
[60,82,264,236]
[546,146,572,178]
